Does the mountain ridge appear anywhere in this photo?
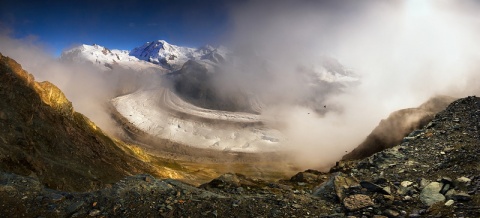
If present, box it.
[61,40,227,71]
[0,52,190,191]
[60,44,166,72]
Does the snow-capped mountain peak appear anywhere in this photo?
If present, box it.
[129,40,228,70]
[129,40,195,69]
[60,43,166,71]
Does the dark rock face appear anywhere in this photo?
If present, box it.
[343,95,457,160]
[167,55,357,115]
[0,53,155,191]
[167,60,261,113]
[169,60,212,102]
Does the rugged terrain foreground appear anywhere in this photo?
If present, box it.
[0,52,479,217]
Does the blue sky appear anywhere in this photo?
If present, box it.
[1,0,238,56]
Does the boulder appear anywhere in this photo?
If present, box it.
[343,194,374,211]
[420,182,445,206]
[333,174,358,200]
[360,181,391,195]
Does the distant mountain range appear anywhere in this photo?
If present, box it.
[60,40,356,83]
[61,40,228,71]
[57,39,363,154]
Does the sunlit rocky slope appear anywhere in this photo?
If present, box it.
[0,53,194,191]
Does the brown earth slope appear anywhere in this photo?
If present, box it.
[0,52,162,191]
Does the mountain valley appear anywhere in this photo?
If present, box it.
[0,39,479,217]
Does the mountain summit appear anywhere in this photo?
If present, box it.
[130,40,194,68]
[129,40,226,70]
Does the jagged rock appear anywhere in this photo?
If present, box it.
[89,209,101,216]
[444,199,454,206]
[409,213,421,218]
[450,192,472,201]
[360,181,390,195]
[384,209,400,217]
[312,174,336,199]
[314,172,357,201]
[440,177,453,195]
[454,176,471,190]
[440,183,451,195]
[445,189,456,199]
[383,194,395,203]
[441,177,453,184]
[290,170,323,183]
[326,213,347,218]
[144,175,153,183]
[383,186,392,195]
[398,181,414,195]
[456,176,471,183]
[342,194,374,211]
[66,201,84,215]
[204,173,240,188]
[401,181,413,187]
[49,193,65,202]
[420,179,431,189]
[420,182,445,206]
[333,174,358,200]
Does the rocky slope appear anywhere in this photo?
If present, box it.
[0,53,188,192]
[344,95,457,160]
[330,96,480,217]
[1,76,478,218]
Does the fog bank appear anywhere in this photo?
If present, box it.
[225,0,480,169]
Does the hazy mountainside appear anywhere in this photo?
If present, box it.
[95,39,360,157]
[167,60,264,113]
[61,40,357,115]
[1,95,478,217]
[0,53,167,191]
[344,95,457,160]
[60,44,169,103]
[166,55,357,114]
